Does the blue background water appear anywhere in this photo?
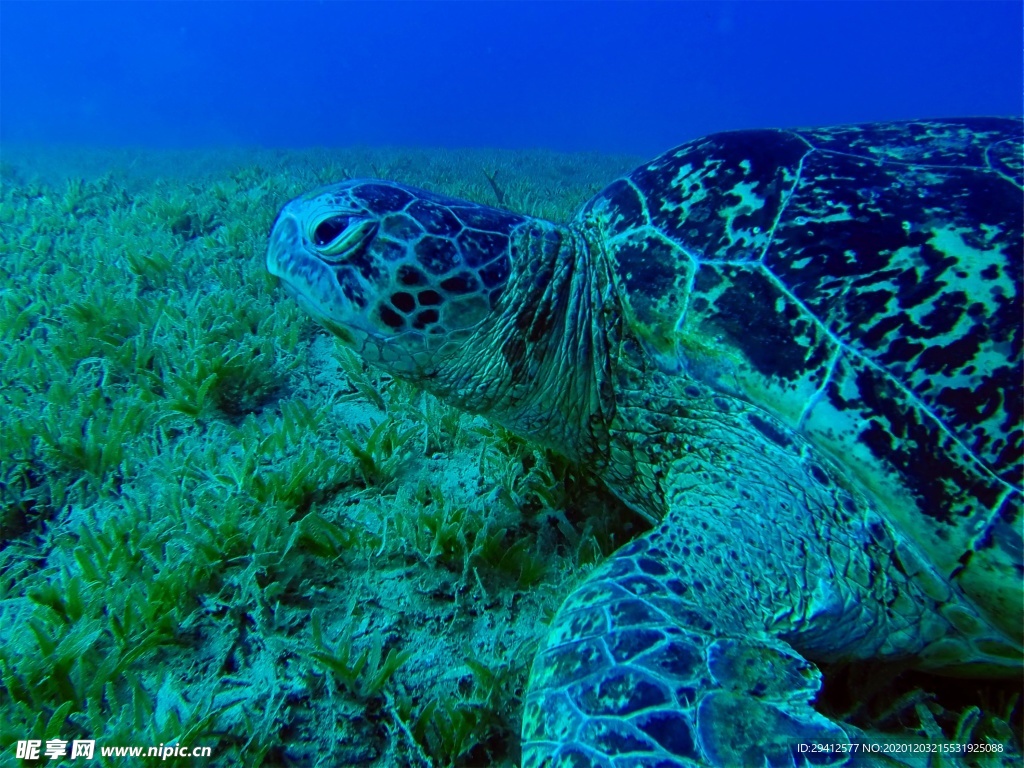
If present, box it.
[1,0,1021,156]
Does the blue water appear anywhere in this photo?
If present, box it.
[1,0,1021,155]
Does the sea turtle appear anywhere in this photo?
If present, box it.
[266,117,1023,766]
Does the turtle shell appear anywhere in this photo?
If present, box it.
[581,117,1023,643]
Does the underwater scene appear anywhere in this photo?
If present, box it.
[1,2,1022,767]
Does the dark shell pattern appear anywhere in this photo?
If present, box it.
[581,117,1023,637]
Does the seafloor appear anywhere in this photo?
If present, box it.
[0,146,1018,767]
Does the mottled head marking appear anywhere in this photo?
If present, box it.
[267,180,523,374]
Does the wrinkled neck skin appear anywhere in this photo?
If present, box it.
[427,219,618,463]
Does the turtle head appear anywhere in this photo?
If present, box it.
[268,180,525,376]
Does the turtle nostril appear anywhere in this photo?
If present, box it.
[313,216,352,247]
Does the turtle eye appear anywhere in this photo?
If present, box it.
[311,215,380,262]
[313,215,354,247]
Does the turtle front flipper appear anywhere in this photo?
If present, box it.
[521,522,851,767]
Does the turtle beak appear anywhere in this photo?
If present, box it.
[266,209,369,349]
[267,211,330,304]
[266,211,301,281]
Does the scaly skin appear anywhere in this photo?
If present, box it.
[524,360,976,765]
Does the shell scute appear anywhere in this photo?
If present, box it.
[585,117,1023,644]
[798,118,1010,168]
[988,137,1023,186]
[613,129,808,264]
[768,144,1023,481]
